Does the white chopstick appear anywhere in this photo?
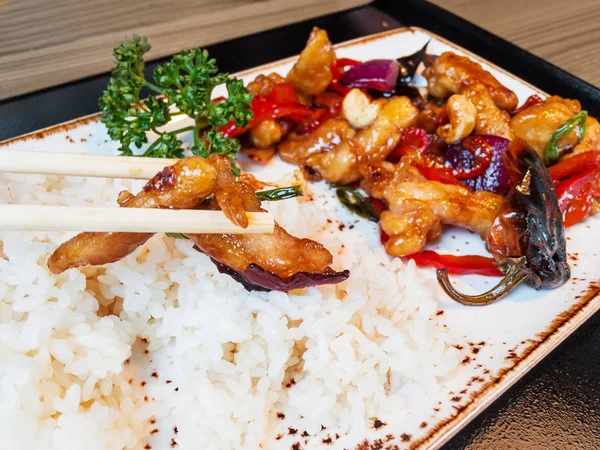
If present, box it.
[0,150,179,180]
[0,205,274,234]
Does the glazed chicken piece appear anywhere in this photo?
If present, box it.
[435,94,477,144]
[188,225,334,281]
[417,102,449,134]
[245,74,296,152]
[48,155,347,290]
[247,119,294,149]
[47,155,254,274]
[362,159,504,257]
[423,52,518,111]
[510,96,583,158]
[305,96,419,184]
[247,73,285,95]
[286,27,335,97]
[463,83,514,140]
[569,115,600,158]
[278,118,355,166]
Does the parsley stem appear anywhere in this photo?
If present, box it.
[141,80,163,94]
[193,124,200,148]
[142,138,163,157]
[171,125,195,134]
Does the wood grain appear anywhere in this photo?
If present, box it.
[430,0,600,87]
[0,0,369,100]
[2,0,599,101]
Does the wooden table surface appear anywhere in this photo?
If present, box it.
[0,0,599,101]
[428,0,600,87]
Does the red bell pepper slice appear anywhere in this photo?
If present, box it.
[512,94,544,115]
[406,251,503,276]
[555,167,600,227]
[548,151,600,181]
[432,136,493,179]
[328,58,361,96]
[296,92,344,136]
[415,164,466,187]
[366,197,386,216]
[314,92,343,115]
[221,100,313,138]
[296,109,328,136]
[387,128,429,163]
[264,82,300,104]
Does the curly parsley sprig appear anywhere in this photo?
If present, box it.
[99,35,253,169]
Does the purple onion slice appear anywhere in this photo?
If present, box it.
[445,135,511,194]
[211,258,350,292]
[338,59,399,93]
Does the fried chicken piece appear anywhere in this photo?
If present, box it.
[417,102,449,134]
[188,224,334,280]
[248,118,294,149]
[47,155,252,274]
[510,96,582,158]
[381,208,443,256]
[569,115,600,158]
[462,83,514,140]
[48,155,345,290]
[278,118,355,166]
[241,147,277,164]
[286,27,335,96]
[363,158,504,256]
[305,96,419,184]
[423,52,518,111]
[436,94,477,144]
[247,73,285,96]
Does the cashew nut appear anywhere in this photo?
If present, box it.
[436,94,477,144]
[342,88,383,129]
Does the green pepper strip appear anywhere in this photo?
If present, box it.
[335,187,380,222]
[544,111,588,165]
[256,185,303,202]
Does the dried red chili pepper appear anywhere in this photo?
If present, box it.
[437,139,570,305]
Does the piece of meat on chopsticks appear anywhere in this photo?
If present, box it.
[48,155,231,274]
[188,224,348,292]
[47,155,348,291]
[361,159,504,257]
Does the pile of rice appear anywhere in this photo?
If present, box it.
[0,171,459,449]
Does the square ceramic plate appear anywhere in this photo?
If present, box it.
[2,27,599,450]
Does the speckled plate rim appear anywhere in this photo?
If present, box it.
[1,27,598,450]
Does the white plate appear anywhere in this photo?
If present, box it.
[2,27,599,450]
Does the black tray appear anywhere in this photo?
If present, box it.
[2,1,600,448]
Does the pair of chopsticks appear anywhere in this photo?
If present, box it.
[0,150,274,234]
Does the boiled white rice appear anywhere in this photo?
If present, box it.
[0,171,459,450]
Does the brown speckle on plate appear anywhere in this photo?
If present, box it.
[372,418,386,429]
